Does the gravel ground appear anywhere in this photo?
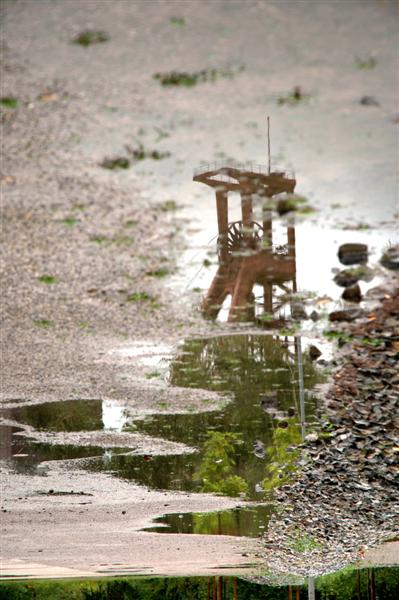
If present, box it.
[1,0,398,580]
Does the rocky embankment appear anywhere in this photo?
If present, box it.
[259,282,399,577]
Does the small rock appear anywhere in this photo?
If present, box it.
[334,266,374,287]
[360,96,380,107]
[309,345,322,361]
[310,310,320,322]
[305,432,319,443]
[334,270,359,287]
[329,309,363,322]
[342,283,362,303]
[380,245,399,271]
[338,243,368,265]
[291,302,307,320]
[253,440,265,458]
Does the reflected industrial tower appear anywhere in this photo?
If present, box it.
[193,163,297,323]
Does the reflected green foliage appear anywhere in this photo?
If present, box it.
[6,335,323,508]
[10,399,103,432]
[112,335,324,500]
[316,566,399,599]
[1,569,398,599]
[288,528,322,553]
[0,576,289,600]
[262,418,301,492]
[145,505,272,537]
[195,431,248,496]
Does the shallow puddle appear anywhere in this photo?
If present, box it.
[86,333,325,501]
[143,504,273,537]
[4,399,104,432]
[1,334,325,506]
[0,423,124,476]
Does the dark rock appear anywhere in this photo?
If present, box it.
[342,283,362,303]
[309,345,322,361]
[360,96,380,106]
[334,270,359,287]
[380,245,399,271]
[291,302,307,320]
[338,243,368,265]
[329,309,363,322]
[334,266,374,287]
[310,310,320,322]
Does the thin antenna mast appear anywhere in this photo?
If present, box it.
[267,116,271,174]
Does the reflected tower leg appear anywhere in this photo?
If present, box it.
[240,192,253,243]
[287,217,297,293]
[229,261,255,322]
[216,190,229,263]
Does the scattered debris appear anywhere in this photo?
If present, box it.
[100,156,130,170]
[329,308,364,322]
[355,56,377,70]
[153,66,245,87]
[125,144,170,161]
[277,86,311,106]
[170,16,185,26]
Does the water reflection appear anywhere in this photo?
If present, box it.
[194,164,298,324]
[88,334,323,500]
[1,335,323,508]
[0,424,108,475]
[3,398,127,433]
[1,567,397,599]
[143,504,273,538]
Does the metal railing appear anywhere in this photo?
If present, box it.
[194,162,295,179]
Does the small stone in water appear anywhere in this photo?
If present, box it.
[309,345,322,361]
[342,283,362,303]
[338,243,368,265]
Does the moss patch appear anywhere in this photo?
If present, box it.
[72,30,109,47]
